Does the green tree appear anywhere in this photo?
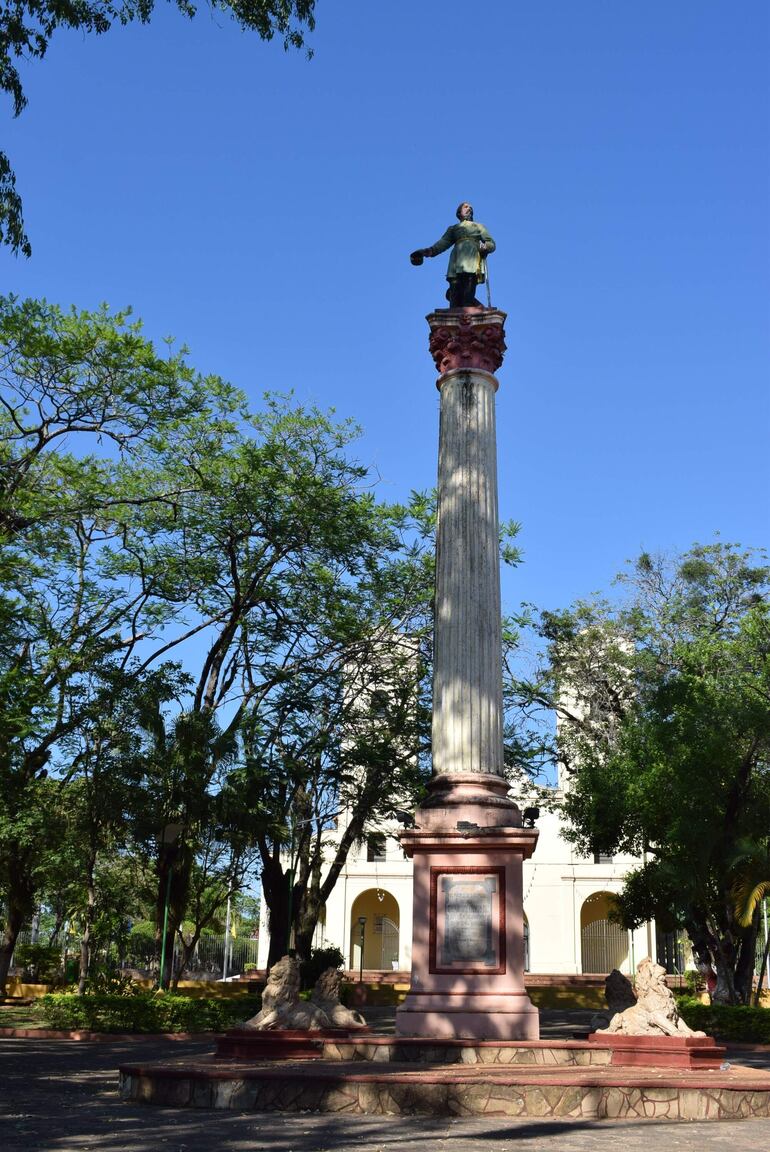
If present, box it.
[209,491,434,969]
[169,835,257,986]
[1,296,440,989]
[0,296,246,994]
[531,543,770,1004]
[730,839,770,1005]
[0,295,245,534]
[117,397,430,980]
[50,669,184,992]
[240,513,537,969]
[0,2,317,255]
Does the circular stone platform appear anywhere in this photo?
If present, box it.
[119,1039,770,1121]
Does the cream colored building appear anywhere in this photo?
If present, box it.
[256,646,677,977]
[255,793,661,977]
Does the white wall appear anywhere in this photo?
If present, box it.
[256,793,655,976]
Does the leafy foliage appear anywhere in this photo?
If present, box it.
[0,294,449,995]
[676,997,770,1043]
[35,990,262,1032]
[11,941,60,981]
[299,943,344,990]
[530,542,770,1004]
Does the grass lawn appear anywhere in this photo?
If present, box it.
[0,1002,44,1029]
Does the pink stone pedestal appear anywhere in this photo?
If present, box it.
[395,773,539,1040]
[586,1033,728,1070]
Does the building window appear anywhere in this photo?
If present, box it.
[367,834,387,862]
[593,852,614,864]
[370,689,390,718]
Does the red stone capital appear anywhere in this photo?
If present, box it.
[427,308,507,378]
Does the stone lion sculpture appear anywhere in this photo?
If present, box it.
[595,957,705,1038]
[241,955,366,1031]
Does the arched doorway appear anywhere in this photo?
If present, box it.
[580,891,628,974]
[349,890,400,971]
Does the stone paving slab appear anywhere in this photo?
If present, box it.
[6,1037,770,1151]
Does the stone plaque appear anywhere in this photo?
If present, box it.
[429,867,506,974]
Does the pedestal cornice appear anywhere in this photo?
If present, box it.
[427,307,507,378]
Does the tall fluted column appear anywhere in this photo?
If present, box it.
[432,362,504,778]
[396,308,539,1041]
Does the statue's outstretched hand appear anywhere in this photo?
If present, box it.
[410,250,425,265]
[479,243,491,256]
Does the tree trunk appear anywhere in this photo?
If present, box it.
[155,856,176,989]
[260,851,290,969]
[0,907,24,997]
[734,912,760,1004]
[154,843,191,989]
[171,927,203,990]
[711,931,739,1004]
[266,901,290,969]
[78,923,91,996]
[77,850,98,995]
[0,866,36,996]
[47,907,66,949]
[292,810,369,964]
[754,927,770,1008]
[295,889,322,962]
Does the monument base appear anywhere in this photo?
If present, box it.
[396,773,539,1041]
[395,995,539,1041]
[587,1033,728,1069]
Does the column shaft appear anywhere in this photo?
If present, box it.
[432,368,504,778]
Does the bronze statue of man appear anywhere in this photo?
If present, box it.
[410,202,495,308]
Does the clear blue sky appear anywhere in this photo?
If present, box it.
[4,0,769,618]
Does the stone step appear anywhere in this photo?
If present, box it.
[119,1057,770,1121]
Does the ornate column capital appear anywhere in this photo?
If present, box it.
[427,308,507,379]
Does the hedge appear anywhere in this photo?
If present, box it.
[677,997,770,1044]
[35,992,262,1033]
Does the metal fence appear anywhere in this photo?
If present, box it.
[580,918,629,974]
[11,929,260,979]
[123,932,260,976]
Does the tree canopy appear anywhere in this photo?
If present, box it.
[529,543,770,1003]
[0,292,435,991]
[0,1,317,255]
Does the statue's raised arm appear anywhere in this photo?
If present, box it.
[410,202,495,309]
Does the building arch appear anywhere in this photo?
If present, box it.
[349,890,400,971]
[580,890,628,974]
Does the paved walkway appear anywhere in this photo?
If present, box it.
[3,1034,770,1151]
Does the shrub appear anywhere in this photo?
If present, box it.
[683,969,706,997]
[676,996,770,1043]
[84,970,138,995]
[12,943,61,982]
[300,945,345,991]
[35,992,262,1033]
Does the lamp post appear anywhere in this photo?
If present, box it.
[158,822,184,991]
[358,916,367,983]
[222,893,232,981]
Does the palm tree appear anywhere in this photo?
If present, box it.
[731,841,770,1007]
